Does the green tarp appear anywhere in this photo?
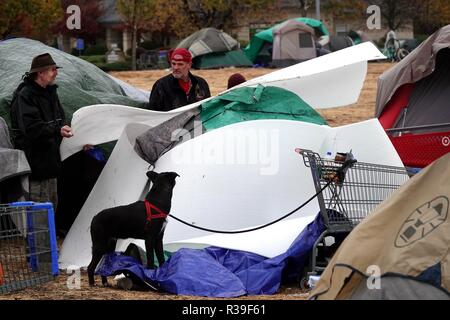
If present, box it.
[200,85,327,131]
[0,38,146,127]
[134,85,327,165]
[244,17,329,63]
[193,50,253,69]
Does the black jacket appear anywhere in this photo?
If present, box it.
[10,79,66,180]
[148,72,211,111]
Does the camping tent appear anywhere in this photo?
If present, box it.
[272,19,317,67]
[0,38,148,127]
[348,30,369,45]
[176,28,253,69]
[310,152,450,300]
[244,17,328,65]
[375,25,450,168]
[322,35,354,52]
[0,38,149,235]
[0,117,30,203]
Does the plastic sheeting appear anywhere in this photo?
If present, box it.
[59,118,404,269]
[59,42,385,160]
[240,42,385,109]
[96,213,325,297]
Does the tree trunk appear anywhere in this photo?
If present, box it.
[132,24,137,71]
[131,0,137,71]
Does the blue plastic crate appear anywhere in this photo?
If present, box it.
[0,202,59,294]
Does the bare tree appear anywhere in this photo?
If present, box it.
[117,0,154,70]
[178,0,275,31]
[372,0,415,31]
[298,0,312,17]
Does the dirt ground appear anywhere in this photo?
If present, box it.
[0,269,309,301]
[1,62,394,301]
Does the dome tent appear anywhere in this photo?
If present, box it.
[0,38,147,127]
[244,17,328,65]
[272,19,318,67]
[176,28,253,69]
[0,38,148,235]
[376,25,450,168]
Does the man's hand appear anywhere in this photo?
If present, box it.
[83,144,94,151]
[60,125,73,138]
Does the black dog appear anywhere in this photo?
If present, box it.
[87,171,179,286]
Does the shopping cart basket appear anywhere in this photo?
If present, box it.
[297,149,409,288]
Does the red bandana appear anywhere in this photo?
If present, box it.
[171,48,192,63]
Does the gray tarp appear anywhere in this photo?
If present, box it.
[134,109,200,165]
[348,275,450,300]
[325,36,354,52]
[375,25,450,119]
[176,28,238,58]
[0,38,147,127]
[0,117,30,202]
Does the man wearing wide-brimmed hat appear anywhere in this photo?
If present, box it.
[10,53,73,210]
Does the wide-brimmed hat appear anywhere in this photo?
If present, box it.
[29,53,61,73]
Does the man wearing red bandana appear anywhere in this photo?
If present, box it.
[148,48,211,111]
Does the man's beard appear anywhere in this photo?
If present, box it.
[172,72,182,79]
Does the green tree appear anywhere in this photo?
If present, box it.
[413,0,450,35]
[178,0,275,32]
[148,0,196,39]
[117,0,155,70]
[52,0,103,44]
[137,0,277,49]
[323,0,366,21]
[0,0,62,41]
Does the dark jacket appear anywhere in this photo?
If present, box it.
[148,72,211,111]
[10,79,66,180]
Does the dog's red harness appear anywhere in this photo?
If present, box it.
[144,199,168,222]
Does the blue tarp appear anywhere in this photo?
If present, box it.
[96,213,325,297]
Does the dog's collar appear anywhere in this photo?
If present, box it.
[144,199,168,221]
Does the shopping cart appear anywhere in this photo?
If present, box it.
[296,149,409,288]
[0,202,59,294]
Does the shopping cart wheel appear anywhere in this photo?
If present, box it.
[300,276,310,290]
